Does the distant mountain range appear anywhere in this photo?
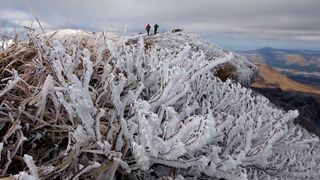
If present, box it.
[238,47,320,86]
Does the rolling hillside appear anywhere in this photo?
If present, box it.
[239,48,320,86]
[252,63,320,96]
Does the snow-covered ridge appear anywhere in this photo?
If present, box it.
[0,29,319,179]
[45,29,258,86]
[139,30,258,86]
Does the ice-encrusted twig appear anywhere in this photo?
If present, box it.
[23,154,39,179]
[72,162,100,180]
[34,75,54,118]
[0,143,3,160]
[0,69,21,97]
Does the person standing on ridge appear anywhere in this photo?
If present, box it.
[154,24,159,35]
[146,24,151,35]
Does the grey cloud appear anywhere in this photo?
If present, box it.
[0,0,319,50]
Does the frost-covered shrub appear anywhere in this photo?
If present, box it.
[0,30,319,179]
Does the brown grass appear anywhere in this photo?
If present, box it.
[252,63,320,96]
[0,39,114,178]
[213,64,236,82]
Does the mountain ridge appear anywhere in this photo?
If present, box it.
[238,47,320,87]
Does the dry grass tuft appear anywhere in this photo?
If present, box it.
[0,37,113,178]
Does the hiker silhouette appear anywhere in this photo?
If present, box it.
[154,24,159,35]
[146,24,151,35]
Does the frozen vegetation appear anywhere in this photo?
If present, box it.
[0,38,14,51]
[0,29,320,179]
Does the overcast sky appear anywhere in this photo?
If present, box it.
[1,0,319,50]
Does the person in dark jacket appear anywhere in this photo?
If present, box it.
[146,24,151,35]
[154,24,159,35]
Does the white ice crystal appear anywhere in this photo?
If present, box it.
[23,154,39,179]
[14,172,37,180]
[0,69,21,98]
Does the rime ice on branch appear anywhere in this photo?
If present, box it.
[0,30,319,179]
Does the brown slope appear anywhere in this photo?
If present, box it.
[252,63,320,96]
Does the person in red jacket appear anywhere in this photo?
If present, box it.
[146,24,151,35]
